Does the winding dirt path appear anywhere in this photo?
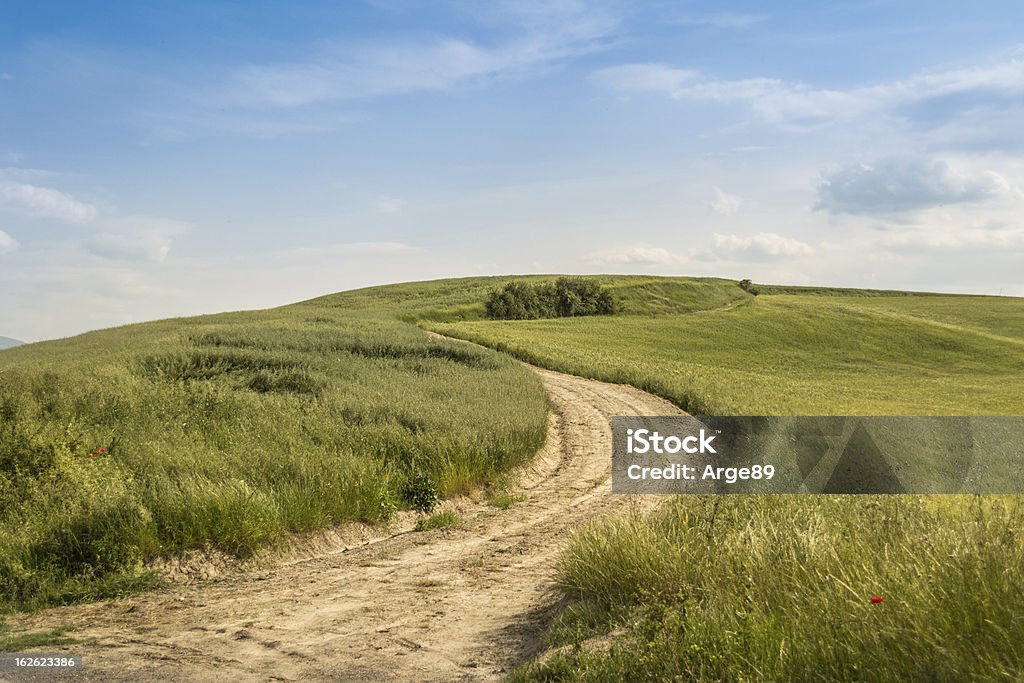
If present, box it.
[4,365,684,682]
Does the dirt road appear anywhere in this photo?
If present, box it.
[4,366,684,682]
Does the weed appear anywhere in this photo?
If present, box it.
[414,511,461,532]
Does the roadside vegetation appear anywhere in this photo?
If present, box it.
[513,495,1024,681]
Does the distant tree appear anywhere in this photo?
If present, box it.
[738,279,760,296]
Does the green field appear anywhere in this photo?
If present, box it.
[432,288,1024,416]
[0,292,549,612]
[2,274,1023,680]
[423,277,1024,682]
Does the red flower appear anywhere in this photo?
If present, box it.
[870,596,884,604]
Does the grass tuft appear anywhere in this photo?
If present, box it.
[414,511,462,532]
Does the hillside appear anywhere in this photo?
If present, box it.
[0,286,552,612]
[430,282,1024,416]
[0,336,23,350]
[2,275,1023,681]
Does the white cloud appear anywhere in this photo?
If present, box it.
[373,196,407,213]
[0,72,12,81]
[713,232,814,258]
[281,241,420,260]
[0,229,17,254]
[590,63,699,97]
[710,187,741,215]
[591,49,1024,128]
[877,225,1024,252]
[85,216,190,263]
[0,181,98,224]
[218,3,619,109]
[0,166,60,181]
[585,245,689,265]
[814,158,1011,215]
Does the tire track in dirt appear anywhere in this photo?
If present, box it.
[3,364,685,682]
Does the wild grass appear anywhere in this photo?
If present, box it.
[0,303,547,613]
[4,273,1023,679]
[514,495,1024,682]
[487,493,526,510]
[414,510,462,532]
[0,619,78,650]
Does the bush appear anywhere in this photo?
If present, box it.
[401,472,440,513]
[738,278,759,295]
[485,278,619,320]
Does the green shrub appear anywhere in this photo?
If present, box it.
[401,471,440,513]
[485,278,618,320]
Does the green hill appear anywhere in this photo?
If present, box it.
[0,282,552,611]
[2,274,1022,639]
[431,287,1024,415]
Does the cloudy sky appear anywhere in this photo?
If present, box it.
[2,1,1023,341]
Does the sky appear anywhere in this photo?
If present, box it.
[2,1,1024,341]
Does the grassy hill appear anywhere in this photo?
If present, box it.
[2,274,1023,679]
[431,289,1024,415]
[0,289,550,611]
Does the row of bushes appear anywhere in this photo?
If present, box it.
[485,278,619,320]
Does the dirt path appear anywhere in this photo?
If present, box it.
[4,366,684,682]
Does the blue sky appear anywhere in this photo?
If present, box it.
[2,1,1024,340]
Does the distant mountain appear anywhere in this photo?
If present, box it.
[0,336,24,349]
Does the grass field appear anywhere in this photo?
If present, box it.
[0,293,550,612]
[431,290,1024,416]
[513,495,1024,682]
[427,278,1024,681]
[3,274,1023,679]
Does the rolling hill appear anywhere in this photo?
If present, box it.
[0,336,23,350]
[2,275,1023,680]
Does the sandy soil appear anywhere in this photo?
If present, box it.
[3,365,684,682]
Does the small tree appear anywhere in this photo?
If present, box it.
[738,279,759,296]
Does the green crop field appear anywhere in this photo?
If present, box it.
[2,274,1022,680]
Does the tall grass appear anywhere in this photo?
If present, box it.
[516,495,1024,681]
[0,308,547,612]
